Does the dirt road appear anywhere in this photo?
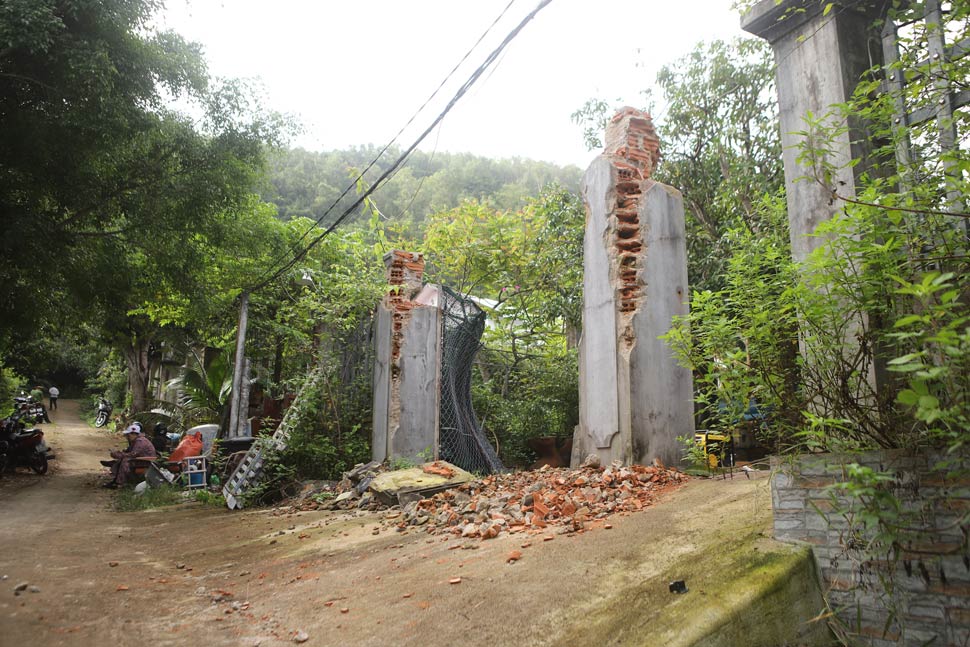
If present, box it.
[0,402,784,647]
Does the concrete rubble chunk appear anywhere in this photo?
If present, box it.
[334,490,358,503]
[346,460,381,481]
[368,461,474,507]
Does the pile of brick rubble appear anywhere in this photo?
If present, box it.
[285,458,687,539]
[381,460,686,539]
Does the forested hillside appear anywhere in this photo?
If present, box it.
[262,146,582,227]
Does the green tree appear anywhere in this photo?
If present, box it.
[422,187,585,465]
[667,2,970,459]
[263,146,582,230]
[572,38,782,292]
[0,0,288,409]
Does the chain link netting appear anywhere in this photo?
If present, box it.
[438,286,504,474]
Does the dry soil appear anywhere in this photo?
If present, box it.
[0,400,776,646]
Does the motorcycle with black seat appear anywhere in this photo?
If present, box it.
[0,413,55,475]
[94,398,112,428]
[13,394,50,424]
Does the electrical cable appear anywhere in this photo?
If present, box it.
[248,0,553,293]
[249,0,520,290]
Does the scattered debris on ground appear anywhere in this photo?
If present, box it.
[369,461,474,506]
[383,460,686,539]
[281,458,686,542]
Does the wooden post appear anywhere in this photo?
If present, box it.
[228,291,249,438]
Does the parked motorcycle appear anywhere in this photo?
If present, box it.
[12,395,50,424]
[0,414,55,475]
[94,398,112,428]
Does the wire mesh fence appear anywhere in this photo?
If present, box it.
[438,286,504,474]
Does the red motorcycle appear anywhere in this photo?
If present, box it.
[0,414,54,475]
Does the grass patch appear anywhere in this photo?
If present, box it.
[114,484,184,511]
[192,488,226,507]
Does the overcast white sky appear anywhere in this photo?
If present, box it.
[159,0,749,168]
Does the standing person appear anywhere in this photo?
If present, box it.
[30,385,43,404]
[48,385,59,410]
[101,422,157,488]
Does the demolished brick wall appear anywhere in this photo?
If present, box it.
[604,108,662,339]
[372,250,441,464]
[383,250,425,454]
[573,107,693,469]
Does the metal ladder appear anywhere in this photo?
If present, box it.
[223,368,322,509]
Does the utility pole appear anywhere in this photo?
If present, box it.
[228,291,250,438]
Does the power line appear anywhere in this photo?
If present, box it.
[250,0,520,290]
[249,0,553,293]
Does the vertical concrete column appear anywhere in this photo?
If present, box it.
[743,1,892,394]
[741,0,887,261]
[572,108,694,468]
[372,251,441,464]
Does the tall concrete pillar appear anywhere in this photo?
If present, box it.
[743,1,892,394]
[571,108,694,469]
[372,251,441,464]
[741,0,888,261]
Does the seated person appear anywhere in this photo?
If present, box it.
[150,422,171,455]
[101,422,157,489]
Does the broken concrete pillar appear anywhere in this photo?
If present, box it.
[372,251,441,465]
[572,108,694,469]
[741,0,888,262]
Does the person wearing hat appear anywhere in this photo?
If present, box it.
[101,422,157,489]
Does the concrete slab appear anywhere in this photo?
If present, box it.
[368,461,474,506]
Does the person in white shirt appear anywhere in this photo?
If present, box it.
[48,386,59,410]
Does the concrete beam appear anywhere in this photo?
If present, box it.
[742,0,888,261]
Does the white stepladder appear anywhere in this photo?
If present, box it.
[222,368,322,509]
[182,456,208,489]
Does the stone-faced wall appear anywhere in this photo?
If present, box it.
[771,450,970,646]
[572,108,693,468]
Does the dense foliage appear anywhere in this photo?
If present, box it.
[262,146,582,233]
[0,0,290,410]
[421,187,585,465]
[572,38,783,292]
[667,4,969,458]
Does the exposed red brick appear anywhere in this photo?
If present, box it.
[603,108,661,319]
[922,476,970,487]
[827,576,859,591]
[383,250,426,365]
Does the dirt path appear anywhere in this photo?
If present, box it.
[0,402,780,647]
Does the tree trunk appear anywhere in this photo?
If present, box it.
[124,337,152,413]
[272,334,284,385]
